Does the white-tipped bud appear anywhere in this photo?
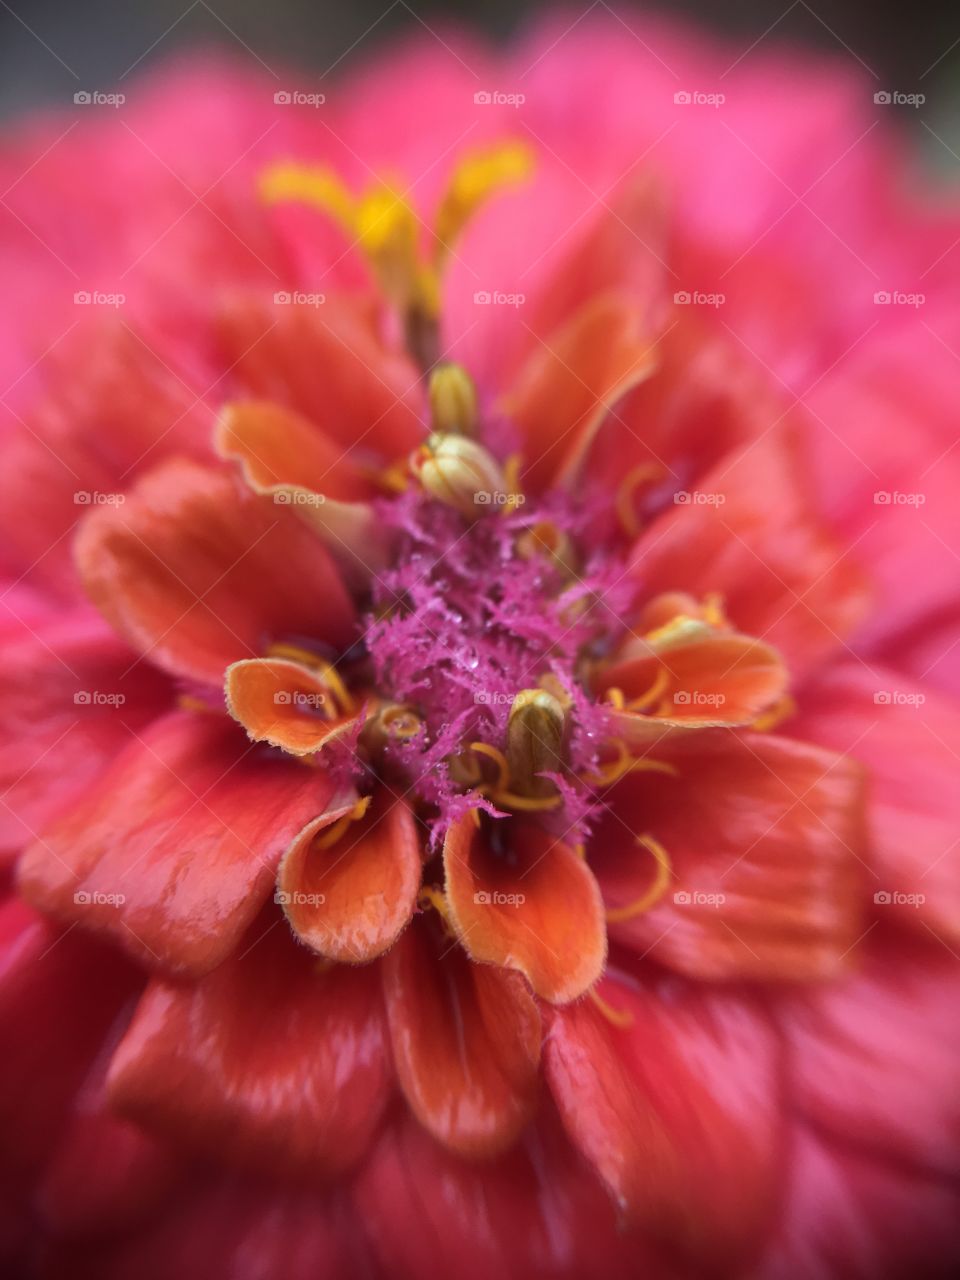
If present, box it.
[429,363,478,436]
[413,432,506,516]
[506,688,566,798]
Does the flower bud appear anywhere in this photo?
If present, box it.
[413,432,505,516]
[429,363,478,435]
[506,688,566,798]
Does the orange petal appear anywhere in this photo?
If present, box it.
[216,402,390,576]
[277,788,421,963]
[17,711,335,976]
[216,400,373,501]
[218,294,424,460]
[443,815,606,1003]
[545,971,782,1265]
[590,732,867,982]
[107,922,390,1177]
[630,429,870,678]
[382,920,541,1156]
[503,292,657,495]
[75,458,356,685]
[225,657,361,756]
[598,626,788,737]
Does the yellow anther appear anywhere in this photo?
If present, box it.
[412,432,506,516]
[588,986,635,1029]
[429,363,478,436]
[501,454,524,514]
[314,794,372,850]
[605,833,672,923]
[433,141,534,267]
[506,688,565,800]
[615,463,665,538]
[259,164,355,229]
[417,883,451,921]
[176,694,218,716]
[603,686,626,710]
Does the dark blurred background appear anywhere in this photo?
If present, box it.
[1,0,958,162]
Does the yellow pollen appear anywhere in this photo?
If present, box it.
[588,987,635,1029]
[314,795,372,851]
[605,833,672,923]
[615,463,665,538]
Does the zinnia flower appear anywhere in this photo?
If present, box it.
[2,13,959,1278]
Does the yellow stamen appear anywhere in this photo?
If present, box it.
[314,794,372,850]
[315,661,356,716]
[615,463,665,538]
[432,141,533,267]
[702,591,729,629]
[259,164,355,229]
[605,833,672,923]
[582,738,678,788]
[177,694,217,715]
[588,986,635,1029]
[501,454,524,514]
[752,692,796,733]
[603,686,626,710]
[625,664,671,713]
[488,790,562,812]
[266,642,325,669]
[469,742,511,793]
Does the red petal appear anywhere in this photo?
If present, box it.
[18,711,334,975]
[757,1125,960,1280]
[225,657,362,756]
[107,921,391,1177]
[793,661,960,944]
[545,969,783,1265]
[382,919,541,1156]
[355,1109,664,1280]
[277,788,421,963]
[630,429,869,676]
[0,603,170,864]
[591,732,866,981]
[75,457,356,685]
[443,815,606,1003]
[778,931,960,1177]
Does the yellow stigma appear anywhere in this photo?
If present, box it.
[429,363,478,436]
[258,140,533,341]
[411,432,506,516]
